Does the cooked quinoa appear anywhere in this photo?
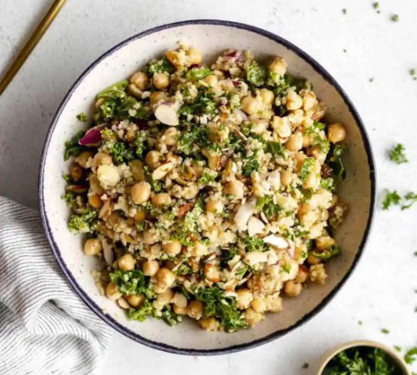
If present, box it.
[63,44,348,332]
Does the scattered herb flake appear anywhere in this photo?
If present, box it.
[394,346,402,353]
[382,190,401,210]
[381,328,390,334]
[391,14,399,22]
[302,362,309,369]
[401,192,417,210]
[342,8,347,15]
[76,112,88,122]
[389,143,408,164]
[410,69,417,81]
[405,347,417,364]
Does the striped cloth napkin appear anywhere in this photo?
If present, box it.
[0,197,113,375]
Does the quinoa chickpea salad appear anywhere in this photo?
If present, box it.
[62,44,348,332]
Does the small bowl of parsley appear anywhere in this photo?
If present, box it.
[317,340,411,375]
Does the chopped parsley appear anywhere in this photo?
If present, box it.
[300,157,315,181]
[196,287,247,332]
[110,269,152,297]
[382,190,401,210]
[199,171,217,185]
[186,67,212,81]
[310,245,341,261]
[381,328,390,334]
[145,56,174,74]
[64,131,87,160]
[324,347,402,375]
[327,144,347,181]
[391,14,399,22]
[242,154,260,177]
[394,346,402,353]
[389,144,408,164]
[410,69,417,81]
[401,192,417,210]
[404,347,417,364]
[373,2,380,10]
[256,195,281,219]
[68,209,97,233]
[106,141,134,165]
[76,112,88,122]
[265,141,285,157]
[246,61,267,87]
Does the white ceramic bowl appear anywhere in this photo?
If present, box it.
[39,20,376,355]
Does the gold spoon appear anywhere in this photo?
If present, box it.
[0,0,67,96]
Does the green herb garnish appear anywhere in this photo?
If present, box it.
[389,144,408,164]
[382,190,401,210]
[76,112,88,122]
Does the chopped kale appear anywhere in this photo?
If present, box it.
[106,141,134,165]
[64,131,87,160]
[186,67,212,81]
[110,269,153,297]
[196,287,247,332]
[127,300,154,322]
[145,56,174,74]
[68,208,97,233]
[246,61,267,86]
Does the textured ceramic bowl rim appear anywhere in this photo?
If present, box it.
[39,19,376,355]
[316,340,411,375]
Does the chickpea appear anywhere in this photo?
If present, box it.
[130,71,148,91]
[199,317,220,331]
[303,91,317,111]
[95,98,105,110]
[285,132,303,151]
[128,84,142,98]
[241,96,259,115]
[89,174,105,195]
[135,208,146,222]
[272,116,291,138]
[173,305,188,315]
[145,150,162,169]
[284,280,303,297]
[93,152,112,170]
[153,289,174,309]
[302,134,313,148]
[259,88,274,106]
[308,254,321,265]
[205,197,223,214]
[155,268,176,289]
[188,48,202,64]
[105,282,121,300]
[251,119,268,134]
[131,181,151,204]
[328,123,346,143]
[309,146,326,164]
[286,90,303,110]
[244,308,264,326]
[204,74,218,87]
[84,238,102,256]
[251,298,267,313]
[117,297,130,310]
[153,72,170,90]
[203,264,220,282]
[303,173,319,190]
[172,292,188,308]
[268,57,287,76]
[118,253,136,271]
[295,265,309,283]
[236,289,253,310]
[74,151,93,168]
[161,242,180,257]
[224,180,245,199]
[126,294,145,307]
[280,170,293,186]
[294,152,307,172]
[149,91,166,104]
[129,160,145,181]
[88,194,103,209]
[191,241,208,257]
[142,260,160,276]
[143,231,157,245]
[69,163,83,181]
[316,236,335,250]
[265,294,283,312]
[151,193,172,206]
[108,211,121,226]
[188,300,204,320]
[163,127,178,146]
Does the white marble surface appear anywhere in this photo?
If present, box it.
[1,0,417,374]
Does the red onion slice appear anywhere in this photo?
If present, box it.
[78,125,106,147]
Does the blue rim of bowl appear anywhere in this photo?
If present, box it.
[39,19,376,356]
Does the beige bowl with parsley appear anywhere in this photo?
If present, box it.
[316,340,412,375]
[39,20,375,354]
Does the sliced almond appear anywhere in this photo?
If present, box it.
[247,217,265,236]
[263,235,289,249]
[234,199,256,232]
[267,170,281,191]
[101,239,114,265]
[152,161,174,180]
[154,104,179,126]
[117,297,130,310]
[244,251,268,266]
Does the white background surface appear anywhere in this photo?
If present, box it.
[1,1,417,374]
